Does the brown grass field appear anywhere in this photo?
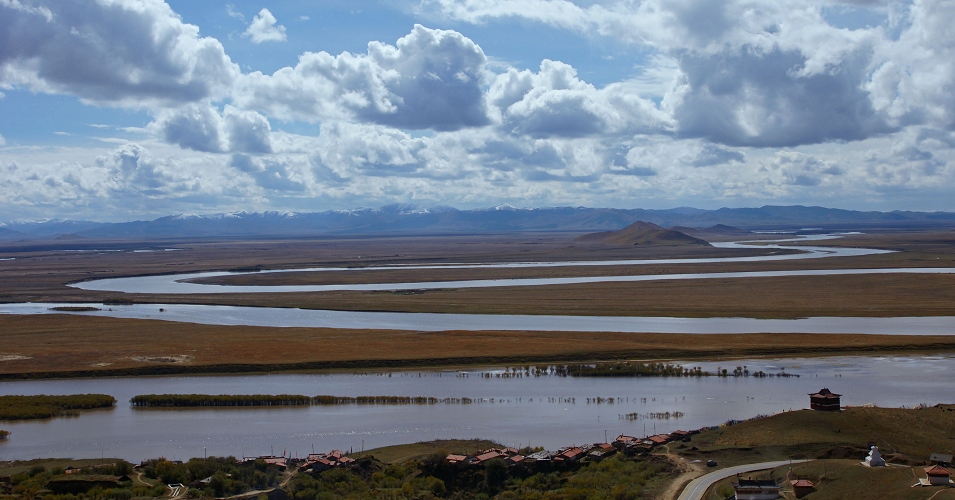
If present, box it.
[1,314,955,378]
[2,229,955,376]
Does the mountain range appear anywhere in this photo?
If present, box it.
[2,204,954,242]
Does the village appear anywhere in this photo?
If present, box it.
[236,388,954,499]
[3,388,953,499]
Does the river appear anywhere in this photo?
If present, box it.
[0,355,950,462]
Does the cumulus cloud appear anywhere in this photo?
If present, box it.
[150,104,273,154]
[490,60,672,138]
[670,46,888,147]
[867,0,955,130]
[0,0,239,108]
[426,0,933,147]
[230,153,305,191]
[243,8,287,43]
[763,151,844,187]
[234,25,490,131]
[0,133,5,146]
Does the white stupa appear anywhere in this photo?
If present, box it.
[865,445,886,467]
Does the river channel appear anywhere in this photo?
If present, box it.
[0,355,951,462]
[2,234,953,333]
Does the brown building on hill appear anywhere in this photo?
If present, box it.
[924,465,951,486]
[791,479,815,498]
[808,388,841,411]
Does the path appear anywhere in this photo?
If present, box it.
[676,460,808,500]
[658,445,705,500]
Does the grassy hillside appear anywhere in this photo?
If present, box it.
[575,221,711,246]
[672,405,955,474]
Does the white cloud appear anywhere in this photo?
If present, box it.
[0,0,239,108]
[489,60,673,138]
[150,104,273,154]
[426,0,912,147]
[234,25,490,131]
[226,3,244,20]
[243,8,287,44]
[0,133,5,146]
[867,0,955,130]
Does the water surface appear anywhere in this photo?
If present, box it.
[0,355,950,462]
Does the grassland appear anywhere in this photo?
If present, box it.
[356,439,501,464]
[706,460,955,500]
[669,405,955,499]
[2,314,955,378]
[2,229,955,377]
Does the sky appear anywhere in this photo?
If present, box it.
[0,0,953,222]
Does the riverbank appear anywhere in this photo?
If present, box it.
[1,314,954,378]
[3,405,952,500]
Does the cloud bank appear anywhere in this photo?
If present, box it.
[0,0,954,220]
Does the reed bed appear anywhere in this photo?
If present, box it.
[0,394,116,420]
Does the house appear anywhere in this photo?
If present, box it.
[262,457,287,470]
[923,465,952,486]
[647,434,671,446]
[790,479,814,498]
[588,443,617,460]
[445,454,468,465]
[471,450,506,465]
[670,430,693,441]
[300,449,356,472]
[732,478,780,500]
[504,455,525,466]
[930,453,953,467]
[808,388,841,411]
[613,435,640,449]
[526,450,553,462]
[553,447,586,463]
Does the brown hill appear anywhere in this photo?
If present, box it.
[575,221,711,246]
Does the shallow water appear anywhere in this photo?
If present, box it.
[0,355,950,462]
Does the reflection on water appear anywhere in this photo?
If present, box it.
[0,355,951,462]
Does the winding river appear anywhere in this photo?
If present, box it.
[68,235,894,295]
[2,234,954,334]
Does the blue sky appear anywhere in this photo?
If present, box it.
[1,0,953,222]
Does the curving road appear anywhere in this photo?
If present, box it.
[676,460,806,500]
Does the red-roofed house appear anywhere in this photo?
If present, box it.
[472,450,506,465]
[647,434,671,445]
[924,465,951,486]
[790,479,815,498]
[446,454,468,465]
[589,443,616,460]
[554,447,585,463]
[505,455,525,466]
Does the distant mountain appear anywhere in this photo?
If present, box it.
[2,205,955,241]
[576,221,710,246]
[0,227,26,241]
[3,220,106,238]
[670,224,752,239]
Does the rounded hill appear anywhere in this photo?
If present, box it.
[574,221,711,246]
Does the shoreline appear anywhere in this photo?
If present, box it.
[1,341,953,381]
